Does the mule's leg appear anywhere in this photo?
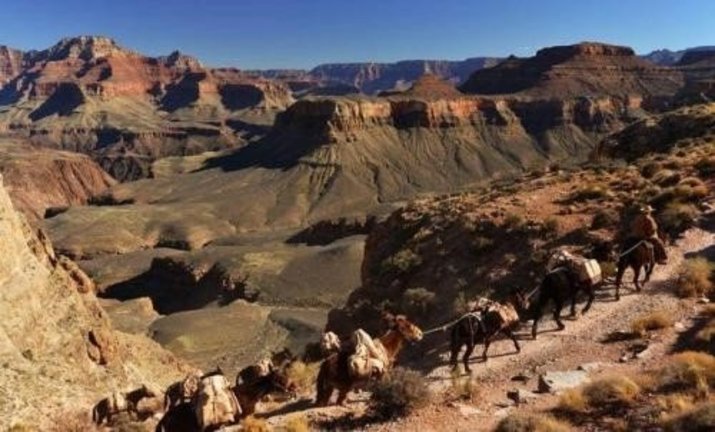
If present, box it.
[506,328,520,353]
[644,261,654,283]
[633,265,642,292]
[463,341,476,373]
[582,285,595,314]
[336,387,350,406]
[481,336,492,362]
[615,262,626,301]
[554,299,565,331]
[531,306,543,339]
[450,341,462,371]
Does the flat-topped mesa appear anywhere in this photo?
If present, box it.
[275,91,640,138]
[460,41,684,98]
[536,42,635,61]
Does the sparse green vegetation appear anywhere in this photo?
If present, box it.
[381,249,422,274]
[369,367,431,419]
[402,287,436,313]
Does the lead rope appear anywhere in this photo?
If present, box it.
[619,239,646,258]
[422,311,482,335]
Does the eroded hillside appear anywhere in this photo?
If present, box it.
[0,174,187,429]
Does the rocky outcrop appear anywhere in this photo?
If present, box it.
[460,42,684,99]
[0,45,24,85]
[0,174,186,428]
[308,57,500,94]
[0,137,115,220]
[0,36,295,180]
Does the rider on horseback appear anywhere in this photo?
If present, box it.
[630,205,667,265]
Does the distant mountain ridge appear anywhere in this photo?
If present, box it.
[642,45,715,65]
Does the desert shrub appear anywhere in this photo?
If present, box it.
[541,217,559,238]
[570,184,611,202]
[471,235,494,252]
[503,213,525,230]
[559,376,641,413]
[640,161,662,178]
[663,402,715,431]
[657,351,715,394]
[369,367,431,419]
[676,258,714,298]
[701,304,715,318]
[659,203,699,236]
[630,310,674,337]
[402,287,436,313]
[285,360,320,394]
[381,249,422,274]
[695,157,715,176]
[679,176,707,189]
[48,412,102,431]
[652,169,682,187]
[449,370,481,401]
[242,416,270,432]
[591,209,617,230]
[283,414,310,432]
[495,413,572,432]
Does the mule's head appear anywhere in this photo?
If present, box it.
[384,312,423,342]
[268,370,297,397]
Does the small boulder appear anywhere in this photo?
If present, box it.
[538,370,589,393]
[507,389,538,405]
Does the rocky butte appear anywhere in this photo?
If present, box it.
[0,36,294,180]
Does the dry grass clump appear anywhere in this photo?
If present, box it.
[558,376,641,413]
[48,411,101,432]
[282,414,310,432]
[570,184,611,202]
[591,209,617,230]
[495,413,572,432]
[676,258,714,298]
[640,161,662,178]
[662,402,715,431]
[369,367,431,419]
[630,310,674,337]
[657,351,715,394]
[285,360,320,394]
[652,169,681,187]
[242,416,270,432]
[448,369,482,402]
[659,203,699,236]
[695,156,715,176]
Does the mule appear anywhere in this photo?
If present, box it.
[234,370,296,417]
[449,294,528,373]
[315,313,423,406]
[530,267,596,339]
[615,238,657,301]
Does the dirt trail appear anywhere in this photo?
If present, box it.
[259,222,713,431]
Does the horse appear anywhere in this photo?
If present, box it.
[530,267,597,339]
[233,369,296,417]
[449,293,529,373]
[615,237,658,301]
[315,313,423,406]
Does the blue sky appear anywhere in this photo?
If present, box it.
[1,0,714,69]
